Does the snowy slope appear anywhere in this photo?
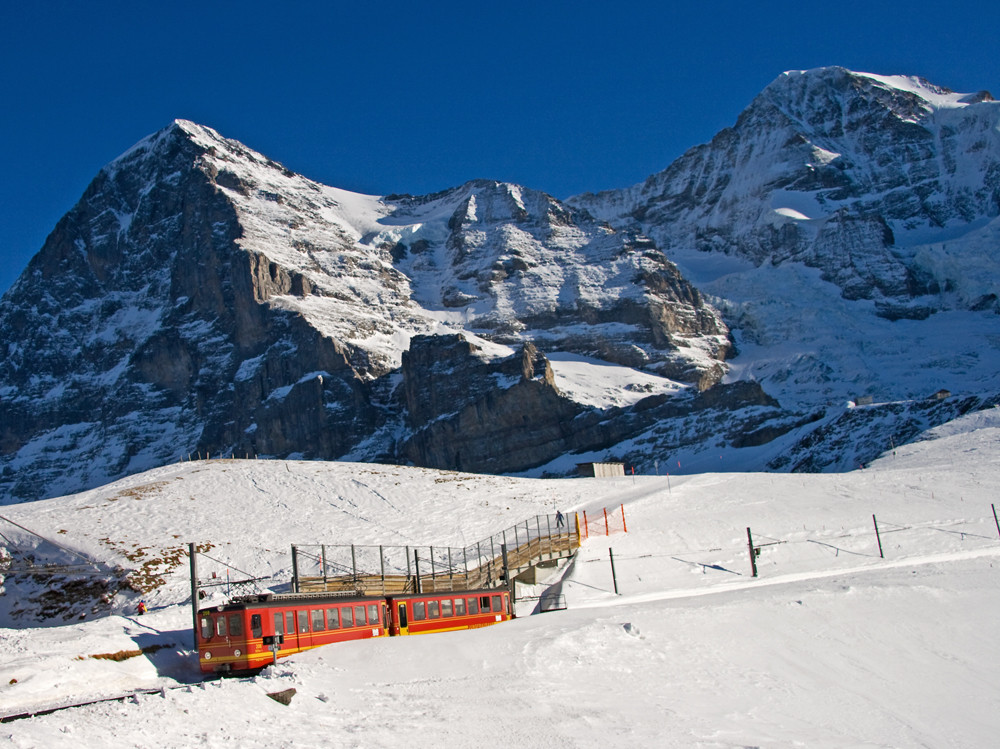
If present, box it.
[2,412,1000,746]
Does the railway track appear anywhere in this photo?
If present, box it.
[0,677,234,724]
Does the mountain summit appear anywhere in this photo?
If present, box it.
[3,68,1000,501]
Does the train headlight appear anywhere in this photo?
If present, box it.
[233,649,241,657]
[203,651,212,660]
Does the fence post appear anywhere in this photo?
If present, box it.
[873,514,884,558]
[583,510,589,539]
[430,545,436,580]
[413,549,421,594]
[321,545,328,588]
[746,528,758,578]
[380,545,386,594]
[621,503,628,533]
[501,543,510,584]
[609,547,619,595]
[463,546,470,587]
[189,543,199,650]
[478,541,486,585]
[351,544,358,584]
[545,513,553,558]
[604,507,610,536]
[993,504,1000,540]
[291,544,300,592]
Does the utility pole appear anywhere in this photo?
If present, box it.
[188,543,200,650]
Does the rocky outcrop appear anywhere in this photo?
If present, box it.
[399,337,783,475]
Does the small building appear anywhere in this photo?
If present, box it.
[854,395,874,406]
[576,462,626,478]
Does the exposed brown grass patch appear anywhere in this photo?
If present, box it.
[77,644,171,662]
[97,539,213,593]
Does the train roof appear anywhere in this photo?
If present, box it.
[198,589,382,614]
[386,587,509,601]
[196,586,510,616]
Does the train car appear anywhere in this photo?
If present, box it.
[197,591,388,674]
[387,587,511,636]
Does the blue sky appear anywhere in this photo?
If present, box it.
[2,1,998,295]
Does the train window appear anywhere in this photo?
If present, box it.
[327,608,340,629]
[441,599,453,617]
[312,609,325,632]
[285,611,294,635]
[454,598,466,616]
[412,601,426,621]
[491,596,503,613]
[274,612,284,635]
[216,616,227,638]
[298,611,309,633]
[251,614,262,638]
[368,604,379,624]
[200,617,212,641]
[342,606,354,628]
[480,596,490,611]
[467,597,479,614]
[428,601,440,619]
[229,614,243,636]
[354,605,366,626]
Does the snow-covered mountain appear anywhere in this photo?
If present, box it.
[571,67,1000,408]
[0,120,731,502]
[2,67,999,502]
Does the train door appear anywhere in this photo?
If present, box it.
[396,602,408,635]
[285,610,297,650]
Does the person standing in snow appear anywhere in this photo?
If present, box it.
[137,600,148,616]
[555,510,564,528]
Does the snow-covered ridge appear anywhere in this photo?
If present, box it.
[779,67,983,110]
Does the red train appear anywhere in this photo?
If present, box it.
[197,587,512,674]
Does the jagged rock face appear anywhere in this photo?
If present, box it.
[398,336,781,475]
[0,124,383,500]
[572,67,1000,314]
[379,180,730,379]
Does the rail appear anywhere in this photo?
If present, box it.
[292,512,583,595]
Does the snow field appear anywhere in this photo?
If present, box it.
[2,409,1000,745]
